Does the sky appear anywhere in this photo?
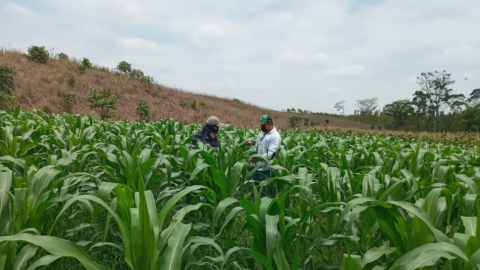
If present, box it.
[1,0,479,114]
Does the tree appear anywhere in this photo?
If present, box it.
[334,100,345,115]
[355,97,378,123]
[411,91,429,131]
[136,99,150,121]
[415,71,465,132]
[467,88,480,106]
[117,61,132,74]
[27,46,49,64]
[462,88,480,131]
[85,89,118,120]
[288,115,302,128]
[383,99,414,130]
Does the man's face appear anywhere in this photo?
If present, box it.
[261,122,273,131]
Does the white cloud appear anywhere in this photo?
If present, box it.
[324,65,366,76]
[116,38,162,52]
[277,12,294,23]
[3,3,34,16]
[1,0,479,114]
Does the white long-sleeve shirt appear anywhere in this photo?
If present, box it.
[251,127,281,171]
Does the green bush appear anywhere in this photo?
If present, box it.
[27,46,49,64]
[85,89,118,120]
[67,75,76,89]
[180,101,189,108]
[80,58,93,69]
[117,61,132,74]
[136,99,150,121]
[288,115,302,128]
[57,91,75,113]
[0,66,16,95]
[130,69,144,79]
[0,66,16,109]
[58,53,68,61]
[200,101,206,106]
[140,75,154,84]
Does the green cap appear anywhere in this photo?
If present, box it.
[259,115,273,124]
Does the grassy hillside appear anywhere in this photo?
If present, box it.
[0,49,370,130]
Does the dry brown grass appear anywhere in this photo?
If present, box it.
[0,50,370,130]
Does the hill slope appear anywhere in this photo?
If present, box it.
[0,50,369,130]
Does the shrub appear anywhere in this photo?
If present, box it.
[80,58,93,69]
[0,66,16,95]
[58,53,69,61]
[0,94,17,111]
[140,75,154,84]
[117,61,132,74]
[27,46,49,64]
[288,115,302,128]
[57,91,75,113]
[191,99,197,109]
[325,119,330,125]
[233,98,241,102]
[136,99,150,121]
[67,75,76,89]
[78,65,86,72]
[180,101,189,108]
[130,69,144,79]
[85,89,118,120]
[200,101,206,106]
[0,66,16,109]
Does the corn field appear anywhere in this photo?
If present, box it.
[1,109,480,270]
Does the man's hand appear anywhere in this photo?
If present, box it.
[250,156,259,163]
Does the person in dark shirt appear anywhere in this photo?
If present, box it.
[189,116,226,149]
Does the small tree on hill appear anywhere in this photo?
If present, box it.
[130,69,144,79]
[81,58,93,69]
[136,99,150,121]
[57,91,75,113]
[27,46,49,64]
[117,61,132,74]
[288,115,302,128]
[85,89,118,120]
[58,53,69,61]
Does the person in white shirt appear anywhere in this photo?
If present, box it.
[246,114,281,197]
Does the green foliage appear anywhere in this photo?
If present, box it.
[199,101,206,106]
[80,57,93,69]
[383,99,414,129]
[67,75,76,89]
[0,66,16,95]
[325,119,330,124]
[58,52,68,61]
[136,99,150,121]
[117,61,132,74]
[130,69,144,79]
[85,89,118,119]
[233,98,241,102]
[0,66,17,110]
[139,75,154,84]
[288,115,302,128]
[27,45,49,64]
[57,91,75,113]
[180,100,189,107]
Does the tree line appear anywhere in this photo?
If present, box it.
[285,70,479,132]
